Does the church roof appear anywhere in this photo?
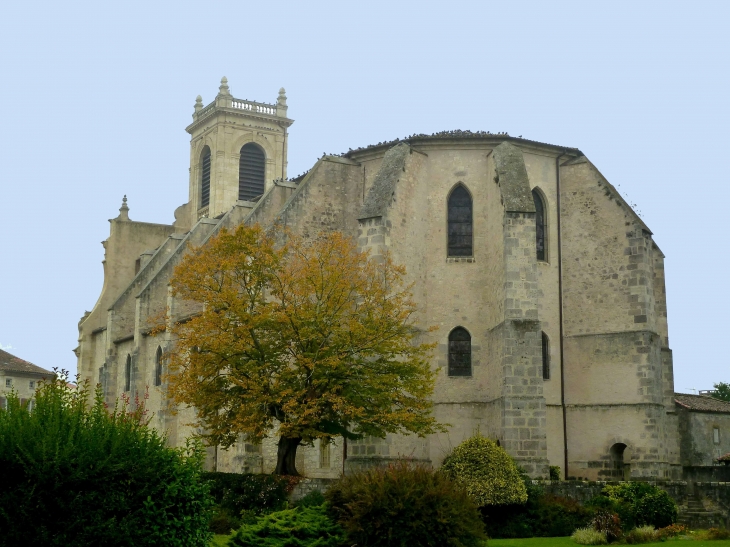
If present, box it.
[342,130,583,159]
[0,349,53,376]
[675,392,730,413]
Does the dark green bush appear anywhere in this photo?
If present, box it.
[203,471,291,516]
[228,504,345,547]
[326,461,486,547]
[601,482,678,529]
[549,466,561,481]
[295,489,326,508]
[441,434,527,506]
[481,482,592,539]
[0,372,213,547]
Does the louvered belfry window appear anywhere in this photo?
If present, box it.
[448,327,471,377]
[532,189,546,261]
[201,147,211,208]
[447,185,473,257]
[239,143,266,201]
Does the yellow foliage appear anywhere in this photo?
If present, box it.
[160,224,444,454]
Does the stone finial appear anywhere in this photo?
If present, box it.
[276,87,288,117]
[118,195,130,221]
[218,76,231,97]
[194,95,203,113]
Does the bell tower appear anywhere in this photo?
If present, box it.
[185,77,293,222]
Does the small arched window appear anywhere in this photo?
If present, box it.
[154,346,163,387]
[532,189,547,261]
[542,332,550,380]
[124,354,132,392]
[448,327,471,377]
[447,185,473,257]
[200,146,211,208]
[239,143,266,201]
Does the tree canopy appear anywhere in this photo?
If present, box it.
[711,382,730,403]
[163,224,443,474]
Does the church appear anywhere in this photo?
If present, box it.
[76,77,692,480]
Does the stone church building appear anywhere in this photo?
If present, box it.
[76,77,684,480]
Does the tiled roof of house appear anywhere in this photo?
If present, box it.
[0,349,53,376]
[675,392,730,413]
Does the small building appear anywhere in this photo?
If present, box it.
[675,393,730,480]
[0,349,54,409]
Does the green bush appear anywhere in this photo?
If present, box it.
[295,489,326,508]
[326,461,486,547]
[625,525,659,544]
[549,466,561,481]
[203,471,291,516]
[0,372,213,547]
[441,435,527,506]
[571,527,608,545]
[481,486,593,538]
[228,504,345,547]
[602,482,677,529]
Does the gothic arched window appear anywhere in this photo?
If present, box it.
[154,346,163,387]
[448,327,471,377]
[239,143,266,201]
[532,188,547,261]
[542,331,550,380]
[124,354,132,392]
[447,185,473,257]
[201,146,211,209]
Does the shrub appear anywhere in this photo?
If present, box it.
[295,489,326,508]
[657,523,688,538]
[326,461,486,547]
[208,507,243,535]
[706,527,730,540]
[572,527,608,545]
[549,466,561,481]
[228,504,345,547]
[591,510,622,543]
[0,372,214,547]
[602,482,677,529]
[441,435,527,506]
[625,525,658,544]
[203,471,291,516]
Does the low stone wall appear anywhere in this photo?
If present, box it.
[288,477,730,529]
[289,478,337,501]
[542,480,730,529]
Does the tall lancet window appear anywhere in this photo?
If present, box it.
[447,185,473,257]
[239,143,266,201]
[201,146,211,208]
[124,354,132,392]
[532,189,547,261]
[542,332,550,380]
[154,346,163,387]
[448,327,472,377]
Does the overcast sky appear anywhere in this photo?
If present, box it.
[0,0,727,393]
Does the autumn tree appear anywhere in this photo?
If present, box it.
[163,224,442,475]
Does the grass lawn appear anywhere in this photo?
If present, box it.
[209,537,730,547]
[490,539,730,547]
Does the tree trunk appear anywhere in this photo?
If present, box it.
[274,436,302,476]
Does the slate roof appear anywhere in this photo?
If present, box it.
[674,392,730,413]
[0,349,53,376]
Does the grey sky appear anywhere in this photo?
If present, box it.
[0,0,727,393]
